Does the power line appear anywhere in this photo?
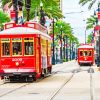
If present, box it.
[65,11,84,14]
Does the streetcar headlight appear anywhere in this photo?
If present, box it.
[15,62,19,66]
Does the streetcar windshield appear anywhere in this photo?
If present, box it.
[12,38,22,56]
[79,50,92,56]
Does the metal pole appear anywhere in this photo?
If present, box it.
[52,19,55,65]
[40,2,45,26]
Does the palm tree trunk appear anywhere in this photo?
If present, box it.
[25,0,31,21]
[12,0,18,23]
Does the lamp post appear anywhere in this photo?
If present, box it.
[52,19,55,65]
[40,2,45,26]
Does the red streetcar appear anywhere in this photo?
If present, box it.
[77,44,94,66]
[0,22,52,81]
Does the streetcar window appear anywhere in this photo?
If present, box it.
[80,51,83,56]
[1,38,10,56]
[41,39,46,55]
[83,51,88,56]
[88,51,91,56]
[24,38,34,55]
[12,38,22,56]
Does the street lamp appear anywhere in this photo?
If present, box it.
[40,2,45,26]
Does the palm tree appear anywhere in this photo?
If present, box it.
[87,32,93,43]
[53,20,79,61]
[0,11,10,29]
[25,0,31,21]
[1,0,63,21]
[79,0,97,9]
[86,15,97,30]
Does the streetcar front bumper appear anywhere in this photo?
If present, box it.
[0,68,36,77]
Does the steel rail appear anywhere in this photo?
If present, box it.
[89,67,95,100]
[0,82,32,97]
[48,72,75,100]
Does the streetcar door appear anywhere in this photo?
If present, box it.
[36,37,41,73]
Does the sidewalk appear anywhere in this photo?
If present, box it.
[52,60,76,67]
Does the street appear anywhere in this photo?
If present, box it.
[0,61,99,100]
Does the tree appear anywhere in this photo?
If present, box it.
[0,11,10,29]
[86,15,97,30]
[1,0,63,21]
[54,20,79,46]
[26,0,63,21]
[25,0,31,21]
[79,0,97,9]
[87,32,93,43]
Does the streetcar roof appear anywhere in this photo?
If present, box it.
[78,45,94,49]
[0,27,51,39]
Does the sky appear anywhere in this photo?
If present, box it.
[62,0,97,44]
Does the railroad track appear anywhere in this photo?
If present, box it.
[0,65,94,99]
[48,71,75,100]
[0,82,32,97]
[48,66,95,100]
[79,65,95,100]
